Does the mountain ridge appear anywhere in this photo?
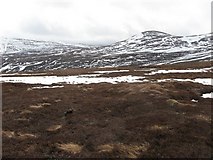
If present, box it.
[0,31,212,73]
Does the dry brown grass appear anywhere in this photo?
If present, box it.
[29,103,51,109]
[166,99,179,107]
[47,124,62,132]
[97,142,150,158]
[2,130,37,140]
[147,124,169,131]
[190,114,211,123]
[20,109,33,114]
[56,143,83,154]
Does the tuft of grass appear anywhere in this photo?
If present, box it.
[97,142,150,158]
[56,142,82,154]
[166,99,179,107]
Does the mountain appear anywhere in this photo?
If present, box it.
[0,37,91,54]
[0,31,212,73]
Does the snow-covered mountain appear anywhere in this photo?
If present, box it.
[0,31,212,73]
[0,37,91,54]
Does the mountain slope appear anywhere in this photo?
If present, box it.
[0,31,212,73]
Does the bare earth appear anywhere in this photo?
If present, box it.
[2,61,212,158]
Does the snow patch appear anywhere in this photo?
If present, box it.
[157,78,212,86]
[31,85,64,89]
[201,92,212,98]
[191,99,198,103]
[147,68,210,75]
[0,75,145,85]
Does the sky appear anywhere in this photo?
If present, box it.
[0,0,211,45]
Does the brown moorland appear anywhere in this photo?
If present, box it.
[2,61,212,158]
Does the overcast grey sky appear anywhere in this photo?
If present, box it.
[0,0,211,45]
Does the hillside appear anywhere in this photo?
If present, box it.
[1,31,212,73]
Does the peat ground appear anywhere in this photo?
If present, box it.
[2,60,212,158]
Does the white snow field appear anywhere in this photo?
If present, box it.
[0,75,146,85]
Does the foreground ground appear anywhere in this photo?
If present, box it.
[2,61,212,158]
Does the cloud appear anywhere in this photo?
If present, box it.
[37,0,73,8]
[0,0,211,45]
[21,17,72,37]
[22,18,51,35]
